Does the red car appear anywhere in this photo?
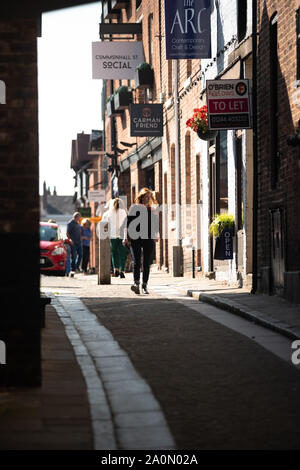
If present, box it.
[40,222,67,276]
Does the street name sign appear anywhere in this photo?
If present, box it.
[88,190,106,203]
[130,104,163,137]
[207,79,252,130]
[164,0,211,59]
[92,42,143,79]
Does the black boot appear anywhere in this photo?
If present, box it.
[131,282,140,294]
[142,284,149,294]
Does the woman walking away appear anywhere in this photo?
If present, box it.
[124,188,159,295]
[103,198,128,278]
[81,219,92,274]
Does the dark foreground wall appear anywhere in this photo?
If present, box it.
[0,19,41,386]
[0,2,99,386]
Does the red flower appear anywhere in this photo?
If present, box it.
[186,105,209,135]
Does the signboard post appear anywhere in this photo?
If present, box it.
[207,79,252,130]
[130,104,163,137]
[92,42,143,80]
[164,0,211,59]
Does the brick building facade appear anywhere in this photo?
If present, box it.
[256,0,300,302]
[102,0,254,285]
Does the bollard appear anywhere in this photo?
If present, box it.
[97,221,111,285]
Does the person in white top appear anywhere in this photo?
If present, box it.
[102,198,128,278]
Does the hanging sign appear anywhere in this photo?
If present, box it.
[164,0,211,59]
[130,104,163,137]
[92,42,143,79]
[88,190,106,202]
[79,207,91,218]
[207,79,252,130]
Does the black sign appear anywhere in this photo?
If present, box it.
[214,228,234,260]
[164,0,211,60]
[210,113,251,129]
[79,207,91,218]
[130,104,163,137]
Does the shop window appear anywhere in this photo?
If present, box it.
[270,13,279,189]
[237,0,247,43]
[187,59,192,78]
[171,144,175,206]
[146,167,155,190]
[236,136,243,230]
[168,60,173,96]
[185,133,191,205]
[217,131,228,213]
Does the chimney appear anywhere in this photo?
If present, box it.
[43,181,48,209]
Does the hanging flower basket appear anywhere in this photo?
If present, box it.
[114,86,133,111]
[106,94,123,117]
[186,105,218,141]
[196,128,218,141]
[134,62,154,88]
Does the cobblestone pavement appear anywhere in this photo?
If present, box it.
[41,272,300,450]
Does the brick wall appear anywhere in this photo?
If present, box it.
[0,18,41,386]
[257,0,300,283]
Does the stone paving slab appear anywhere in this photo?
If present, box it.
[39,273,300,450]
[187,290,300,340]
[53,294,175,451]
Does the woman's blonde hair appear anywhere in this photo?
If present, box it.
[135,187,158,206]
[109,197,124,212]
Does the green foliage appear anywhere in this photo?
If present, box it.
[209,213,235,237]
[135,62,152,71]
[106,94,115,103]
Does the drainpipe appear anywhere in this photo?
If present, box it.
[173,59,183,276]
[251,0,258,294]
[158,0,163,94]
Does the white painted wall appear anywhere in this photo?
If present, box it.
[199,0,252,281]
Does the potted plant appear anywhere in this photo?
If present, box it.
[209,213,235,260]
[186,105,218,141]
[134,62,154,88]
[114,85,133,111]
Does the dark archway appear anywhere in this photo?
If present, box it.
[0,1,99,386]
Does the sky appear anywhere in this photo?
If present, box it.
[38,2,102,196]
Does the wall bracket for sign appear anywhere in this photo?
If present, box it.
[99,23,142,41]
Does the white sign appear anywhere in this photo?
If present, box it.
[88,190,106,202]
[0,80,6,104]
[0,340,6,365]
[92,42,143,79]
[207,79,252,130]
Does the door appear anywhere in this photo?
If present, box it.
[270,208,285,292]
